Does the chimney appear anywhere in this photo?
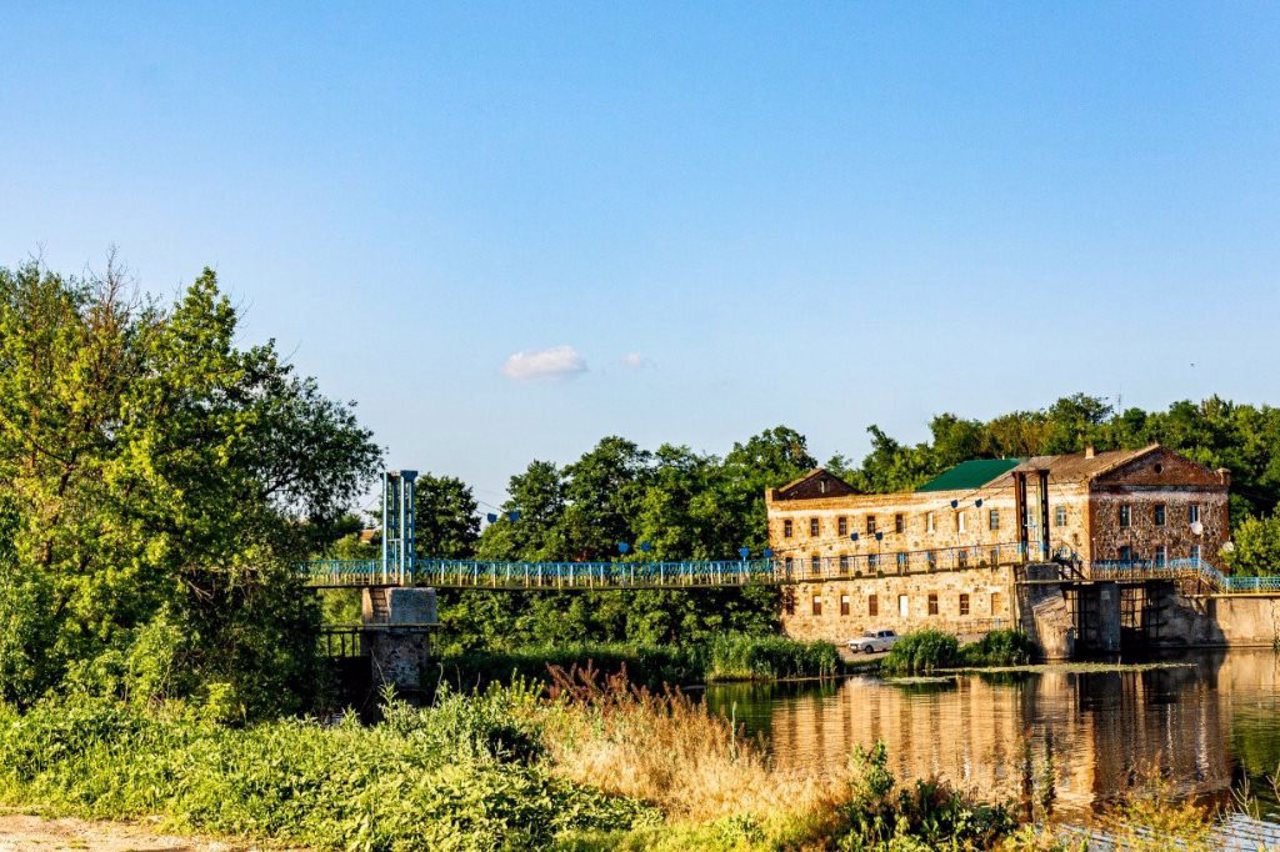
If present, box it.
[1217,467,1231,488]
[1084,445,1095,459]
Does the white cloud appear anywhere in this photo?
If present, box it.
[502,345,587,381]
[621,352,645,369]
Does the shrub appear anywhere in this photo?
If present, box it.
[880,630,960,675]
[960,629,1038,667]
[0,690,659,851]
[705,634,840,681]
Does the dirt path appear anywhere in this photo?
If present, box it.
[0,813,290,852]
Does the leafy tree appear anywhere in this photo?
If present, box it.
[415,473,480,558]
[0,261,380,714]
[1222,512,1280,577]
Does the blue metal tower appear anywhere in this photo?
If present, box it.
[380,470,418,584]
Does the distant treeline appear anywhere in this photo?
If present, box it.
[325,393,1280,649]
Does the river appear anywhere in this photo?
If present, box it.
[704,650,1280,839]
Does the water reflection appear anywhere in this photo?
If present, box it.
[706,650,1280,821]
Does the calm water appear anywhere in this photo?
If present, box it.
[704,650,1280,832]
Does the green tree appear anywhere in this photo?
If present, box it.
[0,261,380,714]
[415,473,480,558]
[1222,512,1280,576]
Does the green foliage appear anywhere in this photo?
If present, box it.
[437,635,839,692]
[416,473,481,559]
[835,741,1016,851]
[1222,510,1280,576]
[880,630,962,675]
[0,259,380,715]
[883,630,1039,675]
[0,691,658,851]
[958,629,1038,667]
[705,633,841,681]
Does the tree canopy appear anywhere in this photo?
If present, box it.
[0,261,380,715]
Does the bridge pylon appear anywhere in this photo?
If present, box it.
[381,470,417,584]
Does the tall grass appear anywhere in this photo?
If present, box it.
[0,688,656,851]
[883,628,1040,675]
[438,635,839,692]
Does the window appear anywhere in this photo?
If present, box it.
[840,594,851,616]
[810,555,821,574]
[1155,545,1167,567]
[1055,505,1067,527]
[868,553,879,570]
[809,517,819,537]
[957,548,968,569]
[898,595,909,617]
[838,554,849,573]
[1189,504,1201,524]
[783,519,793,538]
[991,591,1003,614]
[988,509,1000,531]
[896,551,909,571]
[1118,545,1133,562]
[956,512,966,533]
[926,512,935,534]
[868,593,879,617]
[926,550,937,569]
[1119,505,1131,528]
[990,547,1000,567]
[1191,544,1202,564]
[959,593,970,616]
[866,515,877,535]
[1154,504,1166,527]
[895,513,905,534]
[812,595,822,616]
[837,516,848,536]
[927,593,939,616]
[784,590,795,615]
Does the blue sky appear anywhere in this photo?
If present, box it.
[3,3,1279,506]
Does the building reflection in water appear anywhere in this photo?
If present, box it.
[707,651,1280,818]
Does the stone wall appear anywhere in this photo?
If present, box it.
[780,565,1018,642]
[766,482,1091,572]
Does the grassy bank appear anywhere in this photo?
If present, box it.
[0,675,1016,852]
[0,672,1247,851]
[439,634,840,691]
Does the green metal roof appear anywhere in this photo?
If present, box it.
[916,458,1021,492]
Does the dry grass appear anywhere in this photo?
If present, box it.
[537,665,840,825]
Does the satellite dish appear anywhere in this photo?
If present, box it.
[1190,521,1204,536]
[1222,541,1235,554]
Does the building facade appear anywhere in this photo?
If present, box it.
[766,445,1230,642]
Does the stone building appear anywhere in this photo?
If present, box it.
[766,444,1230,642]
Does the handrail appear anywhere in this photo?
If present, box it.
[300,551,1280,594]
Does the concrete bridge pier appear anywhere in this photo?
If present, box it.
[361,587,439,697]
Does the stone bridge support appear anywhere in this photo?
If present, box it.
[361,587,439,697]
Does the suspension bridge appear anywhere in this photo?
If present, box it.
[304,470,1280,594]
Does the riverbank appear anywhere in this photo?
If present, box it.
[2,668,1264,852]
[436,634,842,692]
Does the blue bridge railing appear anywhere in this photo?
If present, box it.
[302,550,1280,593]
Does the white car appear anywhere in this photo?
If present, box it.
[849,629,901,654]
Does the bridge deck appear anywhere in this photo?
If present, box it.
[303,550,1279,594]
